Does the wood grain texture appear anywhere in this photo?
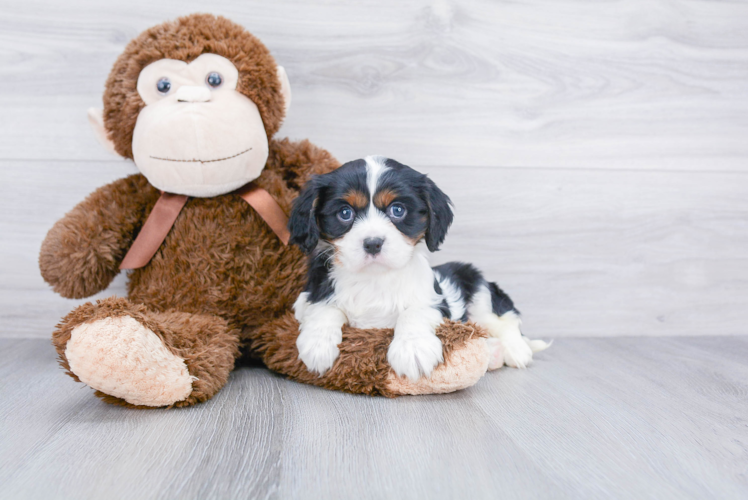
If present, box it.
[1,337,747,499]
[4,160,746,338]
[0,0,747,169]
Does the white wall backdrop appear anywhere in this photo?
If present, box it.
[1,0,747,338]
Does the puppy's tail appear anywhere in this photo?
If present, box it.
[524,337,552,353]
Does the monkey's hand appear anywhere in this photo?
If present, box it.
[39,174,158,299]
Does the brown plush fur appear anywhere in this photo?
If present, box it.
[40,14,490,407]
[103,14,286,159]
[252,312,487,397]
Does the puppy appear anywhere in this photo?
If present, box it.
[288,156,549,380]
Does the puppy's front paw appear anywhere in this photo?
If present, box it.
[502,337,533,369]
[296,328,341,376]
[387,332,444,381]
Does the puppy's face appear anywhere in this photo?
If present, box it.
[289,156,453,272]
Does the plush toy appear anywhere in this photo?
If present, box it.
[39,14,498,408]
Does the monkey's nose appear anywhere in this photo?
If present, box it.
[176,86,211,103]
[363,237,384,256]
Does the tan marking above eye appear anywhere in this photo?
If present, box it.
[374,189,398,209]
[342,190,368,209]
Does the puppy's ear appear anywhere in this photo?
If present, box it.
[289,178,322,254]
[422,176,453,252]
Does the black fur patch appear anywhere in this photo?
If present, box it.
[433,262,519,320]
[379,159,453,251]
[433,277,443,295]
[288,178,322,254]
[433,277,451,318]
[316,160,369,241]
[304,248,336,303]
[375,162,431,243]
[432,261,485,321]
[437,299,451,319]
[433,262,483,303]
[288,159,368,253]
[488,282,519,316]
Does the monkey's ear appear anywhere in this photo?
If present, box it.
[288,179,322,254]
[277,66,292,115]
[87,108,120,157]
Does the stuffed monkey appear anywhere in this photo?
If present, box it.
[39,14,494,408]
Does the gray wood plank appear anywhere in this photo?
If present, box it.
[1,337,747,499]
[4,160,746,338]
[0,0,747,170]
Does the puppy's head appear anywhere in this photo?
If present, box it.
[289,156,453,272]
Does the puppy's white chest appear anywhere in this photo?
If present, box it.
[331,261,436,329]
[333,283,408,329]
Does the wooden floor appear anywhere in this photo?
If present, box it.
[1,336,747,499]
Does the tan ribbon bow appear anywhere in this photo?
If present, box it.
[120,183,290,270]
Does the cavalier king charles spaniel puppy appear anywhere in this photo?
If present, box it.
[288,156,548,380]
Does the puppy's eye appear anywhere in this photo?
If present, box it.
[206,72,223,88]
[156,77,171,94]
[387,203,407,220]
[338,206,355,222]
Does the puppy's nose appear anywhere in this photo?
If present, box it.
[363,237,384,255]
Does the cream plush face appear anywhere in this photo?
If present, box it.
[127,54,269,197]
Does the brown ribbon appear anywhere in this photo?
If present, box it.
[119,192,189,270]
[235,183,291,246]
[119,183,289,270]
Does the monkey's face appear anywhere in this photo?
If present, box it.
[131,54,270,197]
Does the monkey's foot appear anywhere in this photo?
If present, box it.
[65,316,195,407]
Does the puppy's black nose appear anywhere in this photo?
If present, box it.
[363,237,384,255]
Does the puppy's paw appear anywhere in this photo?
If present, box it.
[387,332,444,381]
[502,336,534,369]
[296,328,342,376]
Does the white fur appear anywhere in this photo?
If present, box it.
[294,244,446,378]
[467,285,549,368]
[335,206,415,273]
[331,243,437,328]
[387,305,445,381]
[365,155,389,195]
[333,244,445,379]
[294,292,347,375]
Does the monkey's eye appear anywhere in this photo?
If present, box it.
[206,72,223,88]
[387,203,407,220]
[156,78,171,94]
[337,206,355,223]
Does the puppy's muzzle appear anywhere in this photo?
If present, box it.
[363,237,384,256]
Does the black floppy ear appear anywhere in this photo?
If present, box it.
[288,178,322,254]
[422,176,454,252]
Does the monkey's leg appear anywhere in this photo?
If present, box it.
[53,297,240,408]
[250,311,491,396]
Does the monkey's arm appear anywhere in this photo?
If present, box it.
[39,174,159,299]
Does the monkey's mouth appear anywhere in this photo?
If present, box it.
[149,147,252,164]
